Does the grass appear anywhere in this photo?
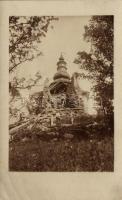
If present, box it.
[9,135,114,172]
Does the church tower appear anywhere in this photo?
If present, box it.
[49,54,71,94]
[48,54,89,110]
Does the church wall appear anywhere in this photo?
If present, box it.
[51,93,67,108]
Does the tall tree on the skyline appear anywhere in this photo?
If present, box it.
[9,16,57,73]
[9,16,57,99]
[74,16,113,120]
[9,16,57,118]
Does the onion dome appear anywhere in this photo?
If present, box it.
[53,71,70,80]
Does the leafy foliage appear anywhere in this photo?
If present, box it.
[9,16,57,73]
[66,87,76,108]
[9,16,57,95]
[26,91,43,115]
[66,81,81,108]
[74,16,114,119]
[9,16,57,117]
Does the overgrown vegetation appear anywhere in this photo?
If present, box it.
[74,16,114,129]
[9,16,57,118]
[9,134,113,172]
[9,114,113,172]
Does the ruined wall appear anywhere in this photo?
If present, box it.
[41,74,88,111]
[51,93,66,108]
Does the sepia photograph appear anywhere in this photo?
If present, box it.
[9,16,114,172]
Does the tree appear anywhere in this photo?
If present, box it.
[74,16,114,121]
[41,78,52,111]
[9,71,42,98]
[9,16,57,122]
[9,16,57,96]
[26,91,43,115]
[9,16,57,73]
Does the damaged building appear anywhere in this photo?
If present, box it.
[42,54,89,112]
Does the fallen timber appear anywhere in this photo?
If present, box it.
[9,108,91,140]
[9,114,47,136]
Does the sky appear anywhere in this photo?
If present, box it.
[15,16,92,91]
